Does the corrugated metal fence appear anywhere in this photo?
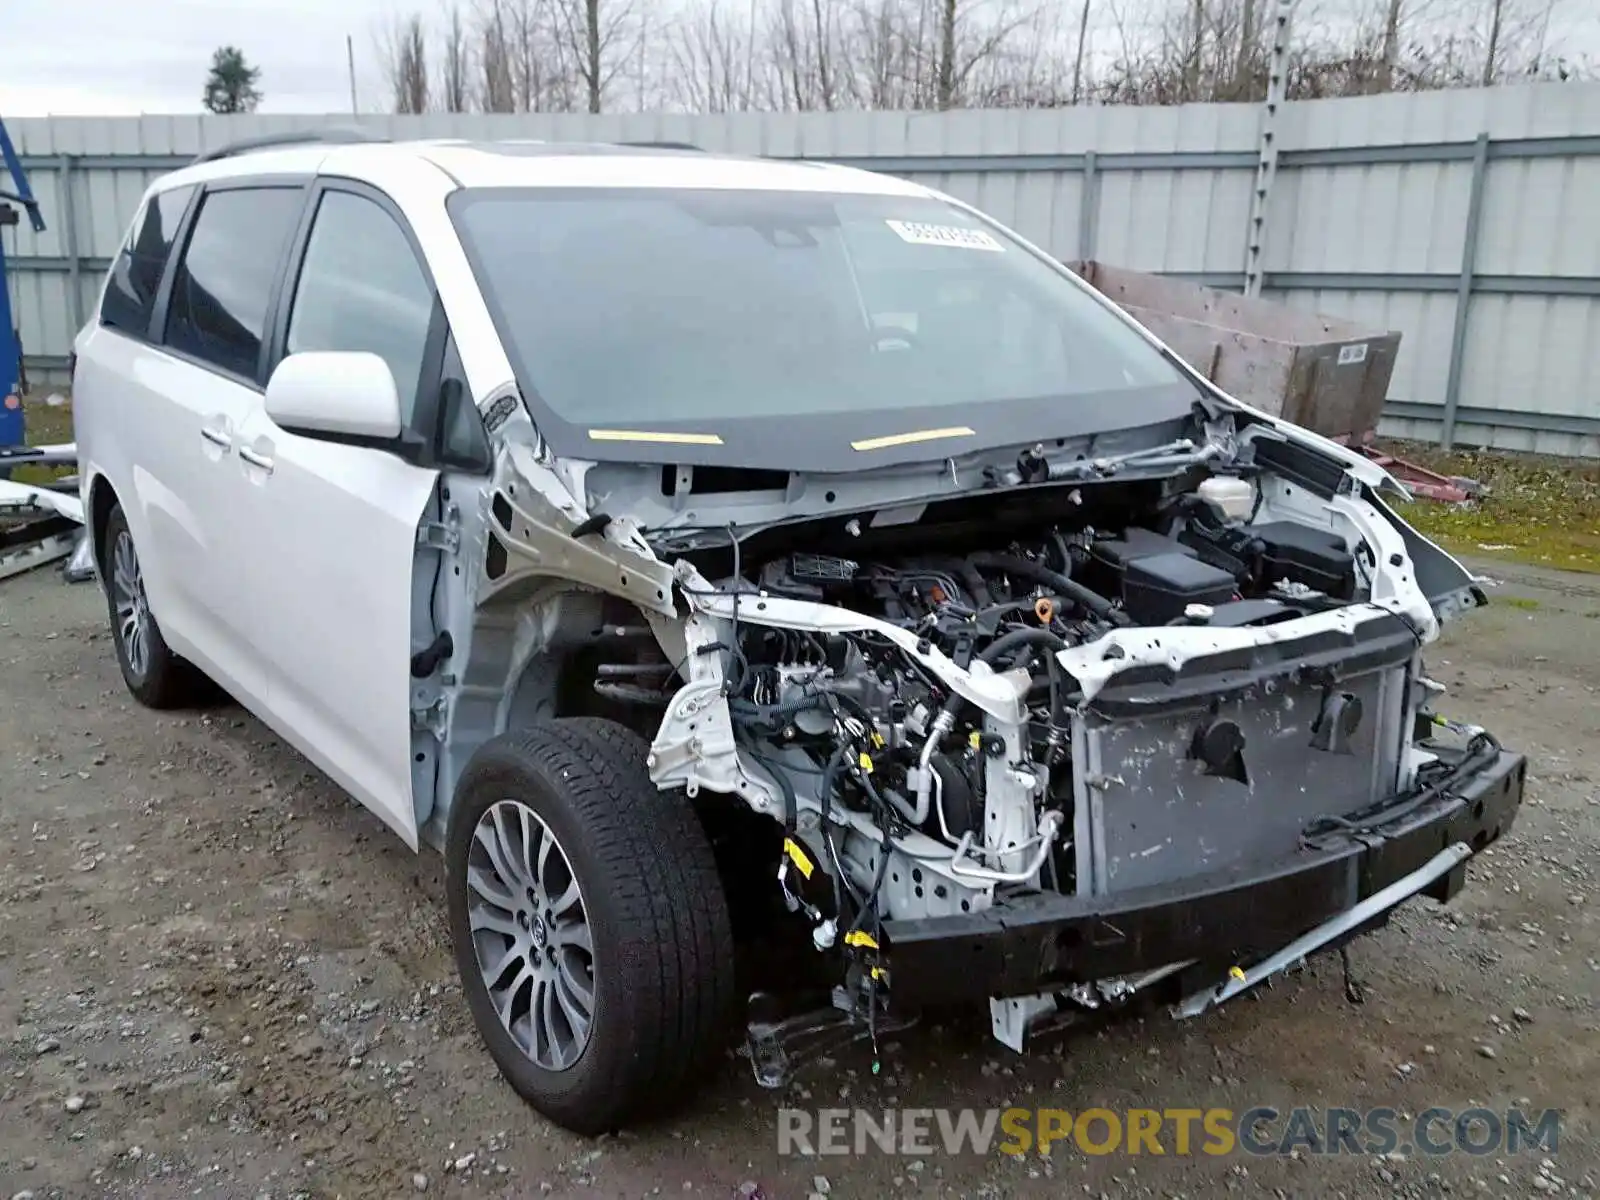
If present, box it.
[5,83,1599,454]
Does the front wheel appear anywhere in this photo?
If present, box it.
[445,718,736,1135]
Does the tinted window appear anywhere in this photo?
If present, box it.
[286,190,433,420]
[450,188,1182,428]
[164,187,303,380]
[100,185,195,335]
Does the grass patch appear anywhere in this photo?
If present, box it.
[1382,439,1600,575]
[23,396,74,445]
[1500,596,1541,611]
[8,394,75,486]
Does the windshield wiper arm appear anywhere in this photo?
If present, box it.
[1004,438,1223,486]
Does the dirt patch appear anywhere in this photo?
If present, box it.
[0,565,1596,1200]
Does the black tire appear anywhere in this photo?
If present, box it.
[445,717,736,1135]
[100,503,208,709]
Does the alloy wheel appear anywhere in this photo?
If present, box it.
[111,529,151,680]
[465,800,595,1071]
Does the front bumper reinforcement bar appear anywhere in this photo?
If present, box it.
[1171,840,1471,1017]
[880,747,1525,1006]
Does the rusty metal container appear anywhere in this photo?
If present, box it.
[1067,260,1400,443]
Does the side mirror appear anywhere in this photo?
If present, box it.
[265,351,403,441]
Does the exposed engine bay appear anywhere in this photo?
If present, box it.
[669,467,1372,911]
[455,402,1514,1088]
[512,417,1495,1081]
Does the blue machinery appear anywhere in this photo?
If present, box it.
[1,116,46,449]
[0,115,85,582]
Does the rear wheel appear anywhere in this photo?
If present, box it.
[101,504,207,709]
[446,718,736,1135]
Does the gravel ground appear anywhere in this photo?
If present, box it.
[0,559,1595,1200]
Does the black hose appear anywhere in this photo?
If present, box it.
[968,552,1130,626]
[742,737,800,833]
[592,682,672,705]
[1301,730,1501,844]
[957,559,994,607]
[723,523,750,697]
[1048,530,1075,575]
[848,770,896,936]
[818,742,859,913]
[729,691,828,729]
[1048,655,1068,729]
[976,626,1067,667]
[965,597,1061,626]
[922,623,1074,760]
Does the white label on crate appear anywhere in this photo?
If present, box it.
[886,220,1004,252]
[1338,342,1369,366]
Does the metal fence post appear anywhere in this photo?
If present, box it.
[1243,0,1295,297]
[1440,132,1490,452]
[57,154,84,338]
[1077,150,1099,262]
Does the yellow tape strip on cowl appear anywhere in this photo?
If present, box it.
[851,426,976,452]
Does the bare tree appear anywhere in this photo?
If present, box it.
[378,13,432,113]
[840,0,913,108]
[670,0,760,111]
[768,0,847,109]
[810,0,840,107]
[1379,0,1406,89]
[937,0,959,106]
[441,1,471,112]
[555,0,638,113]
[1235,0,1258,87]
[1482,0,1506,82]
[505,0,574,111]
[922,0,1047,108]
[371,0,1594,116]
[478,0,517,111]
[1072,0,1094,102]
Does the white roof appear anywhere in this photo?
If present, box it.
[158,138,932,199]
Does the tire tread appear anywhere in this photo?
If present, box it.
[101,504,209,710]
[447,717,735,1133]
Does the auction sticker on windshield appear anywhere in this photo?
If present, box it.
[886,220,1004,252]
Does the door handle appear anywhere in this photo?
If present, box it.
[200,426,232,450]
[239,446,275,474]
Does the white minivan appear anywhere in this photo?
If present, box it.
[73,131,1525,1136]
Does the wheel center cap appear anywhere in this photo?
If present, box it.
[530,916,549,949]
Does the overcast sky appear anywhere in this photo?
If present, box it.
[2,0,396,116]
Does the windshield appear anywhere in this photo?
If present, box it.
[451,187,1187,441]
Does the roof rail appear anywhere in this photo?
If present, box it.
[189,127,388,167]
[615,140,705,152]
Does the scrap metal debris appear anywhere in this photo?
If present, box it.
[0,442,91,584]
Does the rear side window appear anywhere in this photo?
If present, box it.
[285,190,434,420]
[99,185,195,335]
[164,187,303,381]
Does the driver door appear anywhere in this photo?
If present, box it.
[234,183,442,848]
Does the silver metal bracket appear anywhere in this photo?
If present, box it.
[0,529,78,581]
[416,504,460,554]
[990,992,1056,1052]
[411,696,447,736]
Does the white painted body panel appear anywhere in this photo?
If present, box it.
[231,406,437,848]
[73,328,275,712]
